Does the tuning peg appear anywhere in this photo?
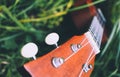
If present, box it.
[21,42,38,60]
[45,32,59,48]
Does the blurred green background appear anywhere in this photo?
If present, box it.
[0,0,120,77]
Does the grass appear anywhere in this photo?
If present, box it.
[0,0,120,77]
[91,0,120,77]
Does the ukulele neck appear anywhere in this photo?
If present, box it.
[88,9,106,48]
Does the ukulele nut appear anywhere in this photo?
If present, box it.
[52,57,64,68]
[71,44,81,52]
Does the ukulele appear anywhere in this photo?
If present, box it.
[71,0,97,30]
[18,8,106,77]
[71,0,107,43]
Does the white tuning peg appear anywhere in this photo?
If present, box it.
[45,32,59,48]
[21,42,38,60]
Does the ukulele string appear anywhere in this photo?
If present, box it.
[85,48,95,64]
[87,52,96,64]
[62,34,98,77]
[78,48,95,77]
[78,34,102,77]
[64,37,88,62]
[78,33,100,77]
[81,37,87,45]
[78,14,104,77]
[64,42,89,62]
[86,22,103,64]
[78,31,100,77]
[87,33,102,63]
[79,47,96,77]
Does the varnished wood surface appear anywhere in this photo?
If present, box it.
[24,33,96,77]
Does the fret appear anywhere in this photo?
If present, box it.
[97,9,106,26]
[89,9,106,48]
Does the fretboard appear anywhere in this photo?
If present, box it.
[89,9,106,48]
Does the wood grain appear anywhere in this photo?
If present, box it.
[24,33,96,77]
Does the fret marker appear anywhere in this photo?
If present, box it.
[21,42,38,60]
[45,32,59,48]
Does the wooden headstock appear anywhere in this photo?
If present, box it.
[19,33,97,77]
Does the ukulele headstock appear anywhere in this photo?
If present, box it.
[19,32,97,77]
